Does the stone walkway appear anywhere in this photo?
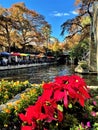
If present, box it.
[88,86,98,89]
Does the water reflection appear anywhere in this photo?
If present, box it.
[0,64,98,86]
[77,73,98,86]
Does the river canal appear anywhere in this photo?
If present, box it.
[0,64,98,86]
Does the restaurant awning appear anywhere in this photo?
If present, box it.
[20,53,30,56]
[11,52,20,56]
[0,52,10,56]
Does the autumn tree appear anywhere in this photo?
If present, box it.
[40,23,51,54]
[0,7,19,52]
[60,0,98,66]
[40,23,51,42]
[0,2,51,53]
[9,3,39,52]
[49,39,63,58]
[64,34,81,50]
[61,0,96,42]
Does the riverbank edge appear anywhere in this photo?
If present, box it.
[0,62,57,71]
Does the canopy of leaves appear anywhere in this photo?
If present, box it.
[61,0,96,42]
[0,2,51,53]
[69,39,89,60]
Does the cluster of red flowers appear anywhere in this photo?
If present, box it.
[19,75,90,130]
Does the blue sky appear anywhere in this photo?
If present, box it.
[0,0,78,42]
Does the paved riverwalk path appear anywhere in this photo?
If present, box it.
[0,62,56,71]
[88,86,98,89]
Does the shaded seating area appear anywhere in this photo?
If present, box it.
[0,52,10,66]
[0,52,55,66]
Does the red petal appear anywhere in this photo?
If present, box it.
[54,90,64,101]
[21,126,32,130]
[64,90,68,108]
[18,113,26,122]
[79,87,90,99]
[57,110,63,122]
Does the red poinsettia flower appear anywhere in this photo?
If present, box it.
[41,84,53,100]
[21,126,33,130]
[54,75,70,84]
[19,74,91,130]
[19,113,27,122]
[53,89,64,101]
[35,97,58,122]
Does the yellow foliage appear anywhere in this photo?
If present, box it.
[52,42,60,52]
[81,16,90,27]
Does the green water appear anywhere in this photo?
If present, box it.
[0,64,98,86]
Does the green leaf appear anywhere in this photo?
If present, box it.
[68,103,72,108]
[57,104,63,112]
